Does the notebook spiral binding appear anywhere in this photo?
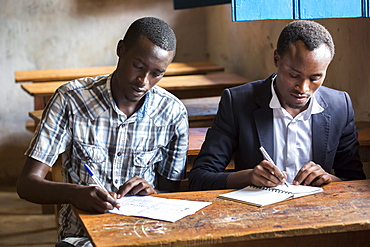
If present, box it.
[249,185,292,194]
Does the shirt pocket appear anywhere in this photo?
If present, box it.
[71,142,108,185]
[73,141,108,164]
[133,148,163,178]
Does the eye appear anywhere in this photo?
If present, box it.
[151,72,164,78]
[289,73,299,78]
[133,62,142,70]
[310,76,321,82]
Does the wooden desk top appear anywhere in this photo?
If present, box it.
[15,62,224,82]
[75,179,370,247]
[188,127,208,156]
[183,96,219,123]
[357,121,370,147]
[21,73,250,98]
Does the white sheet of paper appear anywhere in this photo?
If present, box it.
[108,196,211,222]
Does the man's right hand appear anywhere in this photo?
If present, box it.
[72,185,120,213]
[249,160,287,187]
[226,160,286,188]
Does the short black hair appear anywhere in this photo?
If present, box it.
[123,17,176,54]
[277,20,335,60]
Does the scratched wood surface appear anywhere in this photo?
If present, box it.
[15,62,224,82]
[183,96,219,127]
[75,179,370,247]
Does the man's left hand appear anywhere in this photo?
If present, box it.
[116,176,157,198]
[293,161,333,186]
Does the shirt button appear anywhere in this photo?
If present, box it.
[115,179,119,184]
[117,152,122,156]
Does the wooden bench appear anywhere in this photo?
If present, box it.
[15,62,224,83]
[21,73,249,110]
[28,96,220,132]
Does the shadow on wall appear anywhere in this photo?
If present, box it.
[73,0,208,62]
[73,0,169,15]
[0,133,32,186]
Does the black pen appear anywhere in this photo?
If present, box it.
[259,146,289,187]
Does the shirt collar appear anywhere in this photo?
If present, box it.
[106,75,150,122]
[269,75,324,120]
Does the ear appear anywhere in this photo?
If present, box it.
[116,40,125,57]
[273,50,280,68]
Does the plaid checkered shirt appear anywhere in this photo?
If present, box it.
[25,74,188,246]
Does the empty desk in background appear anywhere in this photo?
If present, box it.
[16,61,225,111]
[74,179,370,247]
[21,73,250,110]
[357,121,370,163]
[15,62,224,83]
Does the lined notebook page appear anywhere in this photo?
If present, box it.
[219,184,323,207]
[219,186,293,207]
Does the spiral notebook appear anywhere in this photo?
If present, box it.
[218,184,323,207]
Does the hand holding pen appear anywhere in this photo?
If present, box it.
[84,164,120,211]
[259,146,289,187]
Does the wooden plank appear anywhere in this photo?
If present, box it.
[183,96,219,127]
[21,73,250,99]
[74,179,370,247]
[188,128,208,156]
[15,62,224,82]
[356,121,370,147]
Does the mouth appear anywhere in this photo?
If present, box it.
[291,93,309,103]
[130,86,147,97]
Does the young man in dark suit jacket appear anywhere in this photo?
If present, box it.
[189,20,365,190]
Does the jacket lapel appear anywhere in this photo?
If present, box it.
[254,76,274,157]
[312,91,330,165]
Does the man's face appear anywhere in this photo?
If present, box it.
[274,40,332,116]
[114,35,174,103]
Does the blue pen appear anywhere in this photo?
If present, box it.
[84,163,108,192]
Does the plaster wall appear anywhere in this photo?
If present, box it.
[205,4,370,121]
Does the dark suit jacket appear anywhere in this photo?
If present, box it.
[189,74,365,190]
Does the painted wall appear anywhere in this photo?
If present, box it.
[0,0,208,185]
[205,4,370,121]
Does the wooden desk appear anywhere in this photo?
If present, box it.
[15,62,224,82]
[183,96,219,127]
[21,73,249,110]
[357,121,370,147]
[75,179,370,247]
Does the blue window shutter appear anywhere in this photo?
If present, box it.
[363,0,369,17]
[173,0,231,9]
[300,0,363,19]
[232,0,293,21]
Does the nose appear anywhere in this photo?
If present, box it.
[136,72,150,88]
[295,78,310,94]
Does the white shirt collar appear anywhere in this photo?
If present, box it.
[269,75,324,120]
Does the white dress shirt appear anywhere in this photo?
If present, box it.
[269,77,324,183]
